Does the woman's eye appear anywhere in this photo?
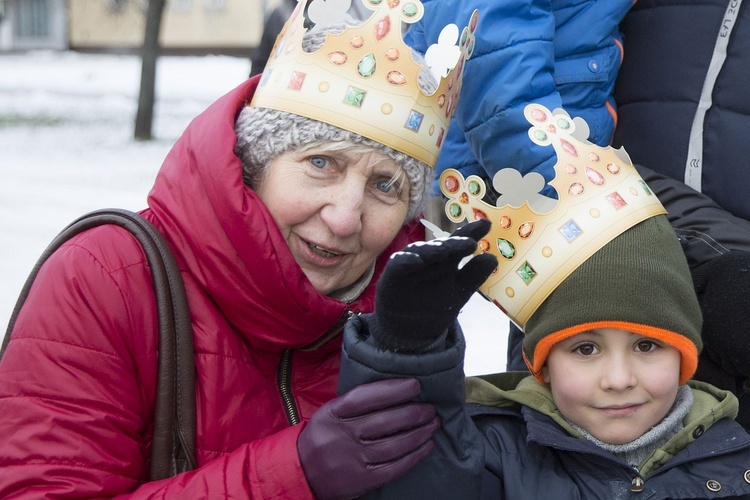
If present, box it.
[574,344,598,356]
[309,156,328,169]
[375,179,396,194]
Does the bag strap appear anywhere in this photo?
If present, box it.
[1,208,196,480]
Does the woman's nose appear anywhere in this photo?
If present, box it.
[319,183,364,236]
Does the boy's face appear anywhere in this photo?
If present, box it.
[542,328,681,445]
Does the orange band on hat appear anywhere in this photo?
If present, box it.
[526,321,699,385]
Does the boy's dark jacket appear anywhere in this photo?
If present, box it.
[340,315,750,499]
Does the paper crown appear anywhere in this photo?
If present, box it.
[249,0,478,168]
[439,104,667,328]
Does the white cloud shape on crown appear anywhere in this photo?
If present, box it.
[424,24,461,83]
[308,0,352,26]
[492,168,557,214]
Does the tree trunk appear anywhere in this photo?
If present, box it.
[134,0,167,140]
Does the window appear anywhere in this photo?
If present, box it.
[109,0,128,12]
[204,0,226,11]
[172,0,192,11]
[15,0,51,38]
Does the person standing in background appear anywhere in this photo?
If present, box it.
[250,0,371,77]
[612,0,750,427]
[250,0,296,77]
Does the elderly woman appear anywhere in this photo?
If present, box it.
[0,0,473,497]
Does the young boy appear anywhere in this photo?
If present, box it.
[338,213,750,498]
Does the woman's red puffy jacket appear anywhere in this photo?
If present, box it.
[0,79,424,498]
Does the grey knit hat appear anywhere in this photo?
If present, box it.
[234,106,433,221]
[523,215,703,385]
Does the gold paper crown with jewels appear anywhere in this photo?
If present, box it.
[439,104,667,329]
[249,0,478,168]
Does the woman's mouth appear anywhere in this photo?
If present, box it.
[308,242,341,258]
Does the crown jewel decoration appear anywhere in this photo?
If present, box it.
[440,104,667,328]
[250,0,478,168]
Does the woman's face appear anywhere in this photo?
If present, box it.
[542,328,681,444]
[256,145,410,295]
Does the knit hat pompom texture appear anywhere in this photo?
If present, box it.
[234,106,433,221]
[234,12,436,221]
[523,215,703,385]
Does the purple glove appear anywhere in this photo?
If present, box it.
[297,377,438,499]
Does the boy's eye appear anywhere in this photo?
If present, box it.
[636,340,658,353]
[574,343,598,356]
[309,156,328,169]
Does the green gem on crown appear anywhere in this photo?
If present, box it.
[344,87,367,107]
[497,238,516,260]
[357,54,376,78]
[517,261,537,284]
[403,2,418,16]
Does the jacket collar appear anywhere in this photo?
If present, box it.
[466,373,748,475]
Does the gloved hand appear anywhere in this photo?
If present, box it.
[370,218,498,352]
[298,377,438,499]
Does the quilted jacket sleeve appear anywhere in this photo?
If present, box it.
[338,314,484,498]
[117,426,312,499]
[552,0,631,146]
[0,237,314,499]
[407,0,561,195]
[407,0,631,196]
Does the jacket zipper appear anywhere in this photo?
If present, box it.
[277,310,356,426]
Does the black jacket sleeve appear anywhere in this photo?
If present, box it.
[635,163,750,268]
[339,314,484,499]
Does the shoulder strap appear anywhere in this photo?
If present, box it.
[1,208,196,480]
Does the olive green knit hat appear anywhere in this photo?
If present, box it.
[522,214,703,385]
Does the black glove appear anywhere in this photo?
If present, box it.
[370,218,498,352]
[297,378,439,499]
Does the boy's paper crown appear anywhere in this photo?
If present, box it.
[439,104,667,328]
[250,0,478,168]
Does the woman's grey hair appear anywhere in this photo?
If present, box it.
[234,14,437,221]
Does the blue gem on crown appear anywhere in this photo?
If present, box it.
[559,220,583,242]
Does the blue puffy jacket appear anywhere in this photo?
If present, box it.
[406,0,633,195]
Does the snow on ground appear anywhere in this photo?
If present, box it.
[0,50,508,375]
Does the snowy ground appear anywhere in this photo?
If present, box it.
[0,50,509,376]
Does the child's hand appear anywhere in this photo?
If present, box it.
[371,219,497,352]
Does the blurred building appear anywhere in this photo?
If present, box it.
[0,0,278,55]
[0,0,68,51]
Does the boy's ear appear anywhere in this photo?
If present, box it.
[541,366,551,384]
